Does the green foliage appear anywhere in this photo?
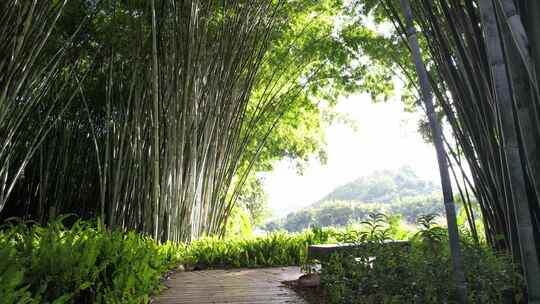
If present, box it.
[0,217,182,304]
[0,217,352,302]
[224,207,254,238]
[236,0,408,177]
[1,216,519,303]
[273,197,443,233]
[0,244,33,304]
[320,214,521,304]
[238,0,351,175]
[186,232,316,269]
[183,217,411,270]
[234,175,272,228]
[3,0,389,243]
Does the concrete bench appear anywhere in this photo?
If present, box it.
[307,240,410,262]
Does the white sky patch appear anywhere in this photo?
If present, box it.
[262,93,440,218]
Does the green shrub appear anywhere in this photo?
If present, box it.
[320,214,522,304]
[0,217,182,304]
[176,218,410,270]
[0,242,34,304]
[185,230,327,269]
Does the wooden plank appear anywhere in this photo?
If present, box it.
[153,267,307,304]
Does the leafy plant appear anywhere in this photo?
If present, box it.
[0,216,521,303]
[320,214,521,304]
[414,213,446,250]
[0,218,183,303]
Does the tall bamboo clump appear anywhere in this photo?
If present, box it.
[0,0,74,213]
[94,0,296,242]
[1,0,331,243]
[381,0,540,300]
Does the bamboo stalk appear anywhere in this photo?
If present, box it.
[150,0,161,240]
[399,1,468,302]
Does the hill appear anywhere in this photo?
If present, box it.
[315,166,439,206]
[265,167,444,232]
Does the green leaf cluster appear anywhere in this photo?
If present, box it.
[0,217,183,304]
[321,215,522,303]
[185,232,316,269]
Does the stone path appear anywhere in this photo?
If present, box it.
[154,267,307,304]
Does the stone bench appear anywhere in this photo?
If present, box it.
[307,240,410,262]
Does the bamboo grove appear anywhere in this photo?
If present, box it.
[5,0,540,301]
[358,0,540,300]
[0,0,351,242]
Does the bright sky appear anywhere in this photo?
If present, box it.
[262,93,441,218]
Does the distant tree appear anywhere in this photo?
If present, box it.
[283,210,315,232]
[316,202,355,227]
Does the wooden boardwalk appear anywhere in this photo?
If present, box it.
[154,267,307,304]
